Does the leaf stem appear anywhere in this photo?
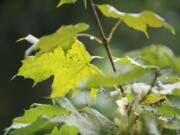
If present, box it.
[140,69,159,103]
[108,21,121,42]
[78,33,102,44]
[89,0,124,93]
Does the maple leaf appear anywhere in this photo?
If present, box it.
[18,40,100,97]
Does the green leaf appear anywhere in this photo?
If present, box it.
[90,88,98,101]
[13,104,68,123]
[126,45,180,73]
[172,89,180,96]
[49,125,78,135]
[143,94,166,105]
[9,117,56,135]
[36,23,89,53]
[174,57,180,73]
[166,76,180,83]
[98,4,175,38]
[157,116,180,130]
[158,104,180,117]
[84,67,149,88]
[84,57,155,88]
[18,40,100,97]
[58,0,78,7]
[167,95,180,109]
[51,107,116,135]
[114,56,158,69]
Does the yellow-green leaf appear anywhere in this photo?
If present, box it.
[18,40,100,98]
[49,125,78,135]
[58,0,78,7]
[98,4,175,38]
[143,94,166,105]
[36,23,89,53]
[90,88,98,101]
[13,104,68,123]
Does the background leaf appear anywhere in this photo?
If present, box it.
[8,117,56,135]
[158,104,180,117]
[13,104,68,123]
[98,4,175,37]
[49,125,78,135]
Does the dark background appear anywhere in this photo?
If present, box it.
[0,0,180,134]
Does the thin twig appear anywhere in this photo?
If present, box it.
[89,0,124,93]
[78,33,102,44]
[89,0,116,72]
[140,70,159,103]
[127,100,135,116]
[108,21,121,42]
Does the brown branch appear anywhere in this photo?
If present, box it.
[89,0,124,93]
[89,0,116,72]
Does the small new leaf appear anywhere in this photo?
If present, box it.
[98,4,175,38]
[58,0,78,7]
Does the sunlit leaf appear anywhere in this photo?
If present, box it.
[98,4,175,37]
[36,23,89,53]
[18,40,100,97]
[90,88,98,101]
[143,94,166,105]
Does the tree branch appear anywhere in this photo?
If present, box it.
[89,0,116,72]
[89,0,124,93]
